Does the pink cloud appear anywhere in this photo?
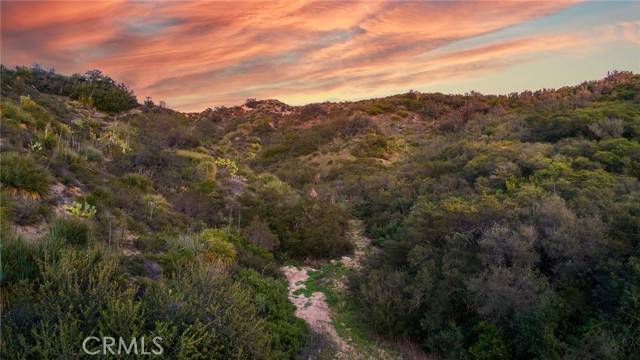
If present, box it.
[3,0,634,112]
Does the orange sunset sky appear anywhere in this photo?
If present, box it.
[2,1,639,112]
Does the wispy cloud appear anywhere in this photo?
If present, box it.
[2,0,637,111]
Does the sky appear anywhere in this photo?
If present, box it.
[2,1,639,112]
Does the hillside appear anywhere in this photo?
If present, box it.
[1,65,639,359]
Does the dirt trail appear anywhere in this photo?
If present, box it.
[281,265,351,354]
[281,221,378,358]
[339,220,371,270]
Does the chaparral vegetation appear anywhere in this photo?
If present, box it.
[1,65,639,359]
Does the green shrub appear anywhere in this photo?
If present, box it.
[19,96,51,128]
[0,197,11,237]
[258,117,361,163]
[237,268,308,358]
[0,235,40,285]
[366,101,395,115]
[120,172,153,192]
[0,153,51,199]
[68,70,138,113]
[201,230,237,266]
[50,148,89,181]
[140,265,272,358]
[2,243,293,359]
[47,217,92,246]
[274,199,352,259]
[2,244,128,358]
[78,145,103,162]
[134,235,167,253]
[0,98,34,125]
[351,134,400,159]
[164,233,209,267]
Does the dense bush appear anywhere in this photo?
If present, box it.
[237,268,308,358]
[1,243,292,359]
[240,176,352,259]
[352,133,640,358]
[1,66,137,113]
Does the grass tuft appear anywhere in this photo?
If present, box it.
[0,153,51,199]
